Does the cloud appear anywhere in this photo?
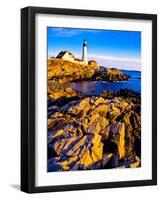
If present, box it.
[88,54,141,63]
[53,29,79,37]
[88,54,141,71]
[49,28,100,37]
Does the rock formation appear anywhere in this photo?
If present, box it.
[47,58,140,172]
[48,59,130,83]
[48,88,141,171]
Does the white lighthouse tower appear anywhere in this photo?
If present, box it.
[82,39,88,65]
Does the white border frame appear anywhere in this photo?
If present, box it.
[35,14,152,187]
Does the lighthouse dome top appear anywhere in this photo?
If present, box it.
[83,39,87,46]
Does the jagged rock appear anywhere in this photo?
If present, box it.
[93,66,130,82]
[108,122,125,159]
[117,156,141,168]
[87,153,113,170]
[48,91,141,171]
[101,88,140,100]
[65,98,91,117]
[48,134,105,171]
[48,86,78,101]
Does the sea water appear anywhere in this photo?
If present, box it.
[70,70,141,96]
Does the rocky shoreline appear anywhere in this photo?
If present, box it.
[48,59,130,83]
[47,59,141,172]
[48,86,141,171]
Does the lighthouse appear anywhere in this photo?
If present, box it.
[82,39,88,65]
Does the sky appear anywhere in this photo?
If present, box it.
[48,27,141,71]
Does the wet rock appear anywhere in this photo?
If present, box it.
[101,88,140,100]
[93,66,130,82]
[118,88,140,98]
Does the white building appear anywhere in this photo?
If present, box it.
[56,40,88,65]
[56,51,75,62]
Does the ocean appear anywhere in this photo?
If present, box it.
[70,70,141,96]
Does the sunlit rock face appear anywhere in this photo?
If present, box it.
[47,58,140,172]
[48,89,141,172]
[48,59,99,83]
[48,59,129,84]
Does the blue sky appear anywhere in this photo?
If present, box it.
[48,27,141,70]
